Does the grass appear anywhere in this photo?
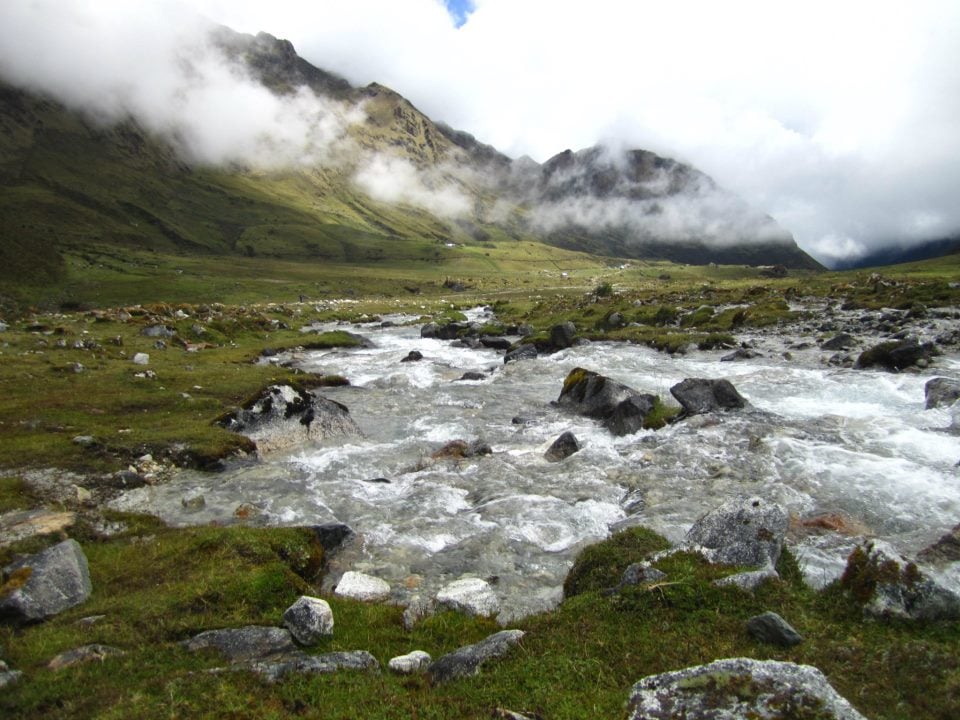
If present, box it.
[2,524,958,719]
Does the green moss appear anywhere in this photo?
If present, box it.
[641,397,681,430]
[563,526,672,597]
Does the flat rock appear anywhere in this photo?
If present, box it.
[0,539,92,622]
[747,611,803,647]
[237,649,379,683]
[181,626,295,661]
[334,571,391,602]
[388,650,432,674]
[435,578,500,617]
[47,643,126,670]
[684,497,788,568]
[0,509,76,548]
[428,629,524,684]
[670,378,747,415]
[283,596,334,644]
[627,657,867,719]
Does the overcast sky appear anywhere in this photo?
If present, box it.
[2,0,959,265]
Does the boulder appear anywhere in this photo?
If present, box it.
[747,611,803,647]
[821,333,856,351]
[840,541,960,621]
[48,644,126,670]
[917,522,960,565]
[855,339,937,371]
[685,497,788,568]
[558,368,659,436]
[218,384,360,455]
[181,626,295,661]
[388,650,432,674]
[627,658,867,720]
[604,562,667,596]
[925,377,960,409]
[0,539,92,623]
[544,431,580,462]
[504,344,538,364]
[428,629,524,684]
[605,394,658,436]
[436,578,500,617]
[480,336,512,350]
[550,321,577,349]
[669,378,747,415]
[334,571,391,602]
[283,596,334,644]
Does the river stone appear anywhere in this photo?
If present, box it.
[218,384,360,455]
[334,571,391,602]
[388,650,432,674]
[48,643,126,670]
[627,657,867,720]
[0,539,92,622]
[239,650,379,683]
[821,333,856,351]
[605,393,658,436]
[855,338,937,371]
[0,509,77,548]
[457,371,487,382]
[401,350,423,363]
[283,596,334,644]
[550,321,577,349]
[720,348,762,362]
[917,522,960,565]
[428,629,524,684]
[544,431,580,462]
[504,344,538,363]
[685,497,788,568]
[480,336,512,350]
[925,377,960,409]
[558,367,636,418]
[436,578,500,617]
[181,626,295,661]
[841,541,960,621]
[670,378,747,415]
[747,611,803,647]
[310,522,354,552]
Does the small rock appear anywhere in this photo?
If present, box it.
[544,431,580,462]
[821,333,856,351]
[435,578,499,617]
[388,650,432,674]
[334,571,391,602]
[73,435,96,447]
[180,494,206,510]
[918,522,960,565]
[132,353,150,366]
[428,629,524,684]
[747,611,803,647]
[456,371,487,382]
[503,344,538,364]
[0,670,22,689]
[240,650,379,683]
[283,596,334,644]
[48,643,126,670]
[400,350,424,363]
[720,348,762,361]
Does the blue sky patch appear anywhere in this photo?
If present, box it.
[443,0,474,27]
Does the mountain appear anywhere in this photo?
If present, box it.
[832,235,960,270]
[0,27,820,289]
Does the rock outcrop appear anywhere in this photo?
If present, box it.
[627,658,867,719]
[218,384,361,455]
[0,539,92,623]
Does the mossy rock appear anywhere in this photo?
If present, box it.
[564,527,671,597]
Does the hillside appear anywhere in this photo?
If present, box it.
[0,26,820,306]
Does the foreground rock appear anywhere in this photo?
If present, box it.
[181,626,295,661]
[436,578,500,617]
[283,596,334,644]
[0,539,92,623]
[428,629,524,684]
[925,377,960,409]
[627,658,866,719]
[840,541,960,621]
[670,378,747,415]
[218,384,360,455]
[557,367,659,435]
[684,497,787,568]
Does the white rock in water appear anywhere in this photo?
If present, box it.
[435,577,500,617]
[132,353,150,365]
[334,571,391,602]
[388,650,432,674]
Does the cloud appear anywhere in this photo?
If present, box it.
[354,154,472,218]
[2,0,960,265]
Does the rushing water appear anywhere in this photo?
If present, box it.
[113,307,960,620]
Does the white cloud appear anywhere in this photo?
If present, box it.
[2,0,959,264]
[354,154,472,218]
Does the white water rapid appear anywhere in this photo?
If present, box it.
[113,307,960,620]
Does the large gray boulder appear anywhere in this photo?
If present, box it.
[428,629,524,684]
[670,378,747,415]
[558,368,659,436]
[0,539,92,622]
[925,377,960,409]
[841,541,960,621]
[181,626,295,661]
[627,658,867,719]
[218,384,360,455]
[685,497,788,568]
